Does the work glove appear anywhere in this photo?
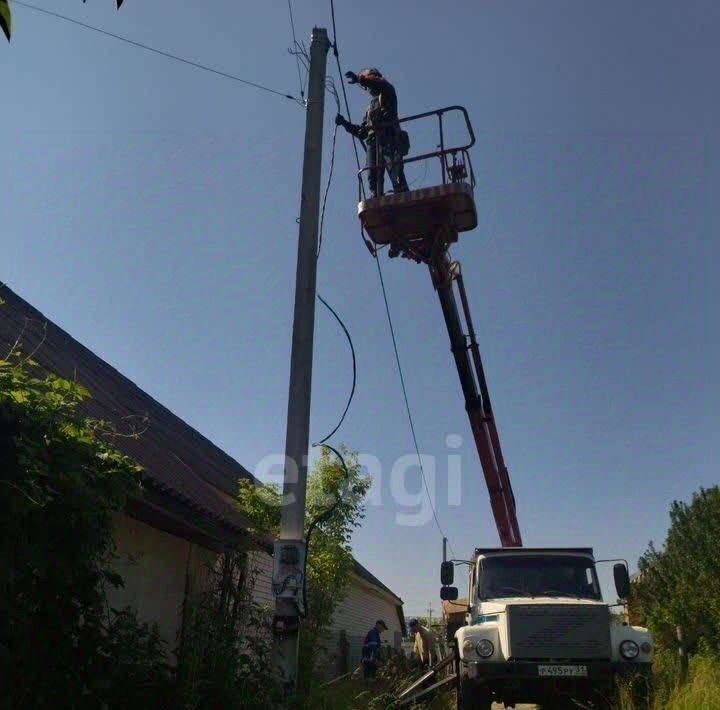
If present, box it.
[344,70,359,85]
[335,113,348,127]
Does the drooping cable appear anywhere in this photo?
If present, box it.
[10,0,303,104]
[315,295,356,445]
[298,293,355,619]
[297,74,360,617]
[300,442,351,618]
[328,0,457,558]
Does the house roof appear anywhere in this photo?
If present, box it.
[0,282,256,536]
[352,560,405,634]
[0,283,405,609]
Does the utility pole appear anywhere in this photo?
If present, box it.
[272,26,330,687]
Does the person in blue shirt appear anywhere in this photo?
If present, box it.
[361,619,388,679]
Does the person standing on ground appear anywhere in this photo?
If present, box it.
[408,618,438,668]
[361,619,388,680]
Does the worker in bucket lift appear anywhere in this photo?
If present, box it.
[335,67,409,197]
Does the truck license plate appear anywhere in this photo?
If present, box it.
[538,665,588,677]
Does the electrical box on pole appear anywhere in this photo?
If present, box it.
[272,27,330,686]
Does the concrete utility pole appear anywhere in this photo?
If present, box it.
[272,26,330,686]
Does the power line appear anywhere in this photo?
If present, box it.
[328,0,456,558]
[10,0,302,104]
[317,78,341,257]
[374,257,457,559]
[314,294,356,446]
[329,0,363,175]
[286,0,306,102]
[312,81,354,459]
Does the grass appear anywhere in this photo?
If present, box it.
[651,655,720,710]
[305,654,720,709]
[302,658,455,710]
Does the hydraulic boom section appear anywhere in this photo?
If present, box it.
[430,255,521,547]
[357,106,522,547]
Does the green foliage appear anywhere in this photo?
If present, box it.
[634,487,720,653]
[176,550,283,710]
[1,2,125,42]
[659,654,720,710]
[238,446,371,686]
[627,487,720,710]
[0,351,171,707]
[303,660,451,710]
[1,0,11,42]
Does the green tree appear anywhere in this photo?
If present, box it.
[0,350,171,707]
[238,446,371,684]
[634,486,720,653]
[1,1,11,41]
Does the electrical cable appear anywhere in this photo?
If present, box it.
[315,295,356,445]
[299,442,350,618]
[373,256,457,559]
[10,0,303,104]
[315,80,355,444]
[317,78,341,257]
[328,0,457,559]
[286,0,306,103]
[290,42,309,74]
[297,76,357,619]
[407,159,429,190]
[329,0,364,175]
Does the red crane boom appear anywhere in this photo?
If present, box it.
[430,254,521,547]
[357,106,522,547]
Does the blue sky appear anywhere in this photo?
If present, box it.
[3,0,718,614]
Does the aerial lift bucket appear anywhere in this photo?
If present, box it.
[357,106,478,263]
[356,104,523,549]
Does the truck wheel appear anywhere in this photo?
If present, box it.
[456,677,492,710]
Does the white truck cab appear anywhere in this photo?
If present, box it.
[441,548,653,709]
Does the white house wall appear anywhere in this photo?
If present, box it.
[106,513,218,650]
[248,549,275,609]
[329,577,403,668]
[107,513,403,676]
[251,555,404,673]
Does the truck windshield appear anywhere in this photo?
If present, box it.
[477,555,601,600]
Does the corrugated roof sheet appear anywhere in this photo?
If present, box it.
[0,283,404,603]
[0,282,255,534]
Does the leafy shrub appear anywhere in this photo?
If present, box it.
[0,352,171,707]
[634,487,720,654]
[175,550,283,709]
